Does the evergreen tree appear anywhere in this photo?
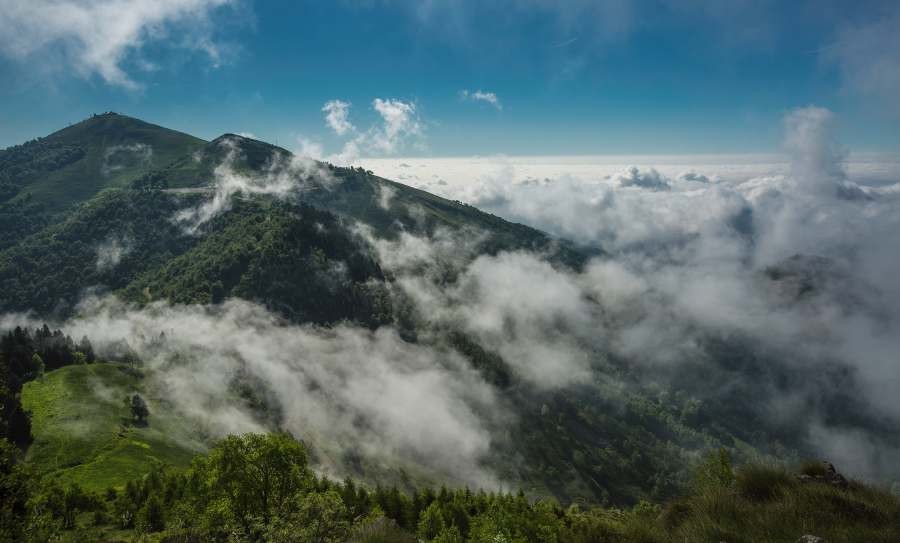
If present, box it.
[30,353,44,379]
[129,394,149,424]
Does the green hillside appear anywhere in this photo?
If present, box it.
[0,189,199,315]
[141,133,589,264]
[0,113,204,251]
[119,197,393,327]
[20,362,205,492]
[3,113,204,212]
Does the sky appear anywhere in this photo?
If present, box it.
[0,0,899,156]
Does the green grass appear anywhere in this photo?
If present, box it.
[21,362,207,491]
[654,465,900,543]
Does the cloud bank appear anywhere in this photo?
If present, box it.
[353,106,900,482]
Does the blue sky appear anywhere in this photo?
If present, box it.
[1,0,898,155]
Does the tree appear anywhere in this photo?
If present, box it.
[191,433,312,531]
[129,394,149,424]
[136,495,165,532]
[693,448,734,491]
[77,336,95,363]
[30,353,44,379]
[0,438,31,541]
[266,490,349,543]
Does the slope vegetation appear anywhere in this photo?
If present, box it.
[20,362,204,492]
[0,112,204,250]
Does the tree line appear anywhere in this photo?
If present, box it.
[4,432,899,542]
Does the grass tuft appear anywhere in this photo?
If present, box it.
[735,464,793,502]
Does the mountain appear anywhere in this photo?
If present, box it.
[0,113,204,251]
[0,125,584,320]
[2,114,898,516]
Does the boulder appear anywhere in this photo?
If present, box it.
[796,461,848,489]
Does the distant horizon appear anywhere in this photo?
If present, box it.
[6,110,900,164]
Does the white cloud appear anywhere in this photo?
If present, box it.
[95,235,133,271]
[0,0,237,89]
[370,98,423,154]
[350,105,900,481]
[100,142,153,176]
[460,89,502,110]
[310,98,425,164]
[295,136,324,160]
[174,136,334,233]
[322,99,355,136]
[782,106,845,192]
[60,296,502,487]
[609,165,669,190]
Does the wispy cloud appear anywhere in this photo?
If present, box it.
[174,136,333,233]
[822,6,900,116]
[0,0,239,89]
[549,37,578,48]
[459,89,502,110]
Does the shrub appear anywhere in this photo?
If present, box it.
[735,465,793,502]
[799,459,829,477]
[349,516,416,543]
[693,448,735,491]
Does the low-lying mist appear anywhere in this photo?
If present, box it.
[5,106,900,493]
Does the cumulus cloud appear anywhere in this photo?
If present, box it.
[370,98,423,154]
[460,89,502,110]
[0,0,238,89]
[322,99,355,136]
[676,171,715,184]
[782,106,845,193]
[609,165,669,190]
[307,98,425,165]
